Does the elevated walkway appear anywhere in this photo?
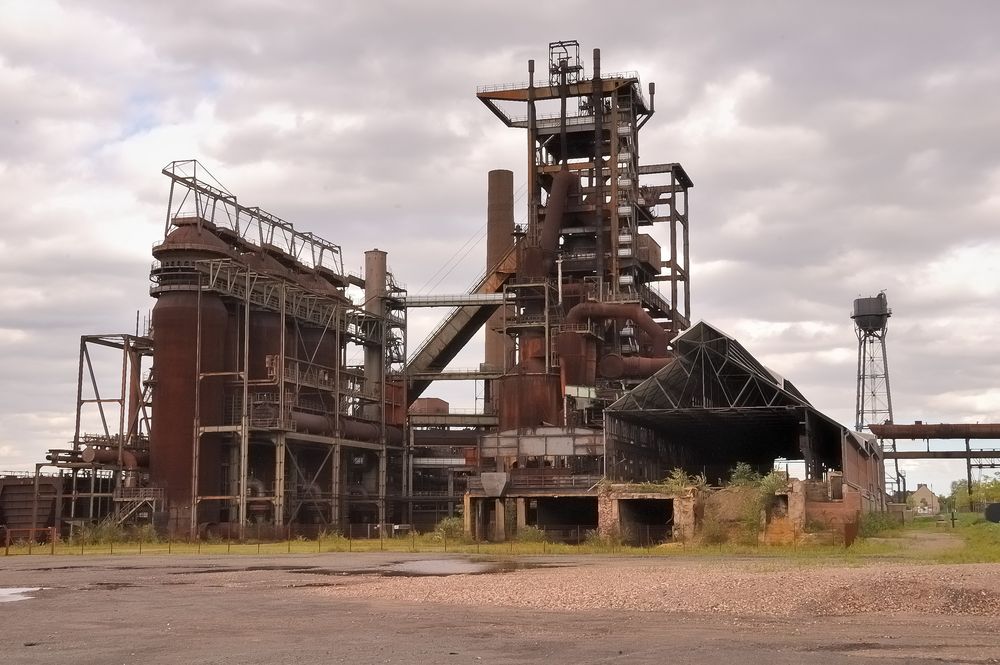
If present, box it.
[405,244,517,402]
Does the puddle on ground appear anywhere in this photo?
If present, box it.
[298,559,556,578]
[0,588,42,603]
[168,559,558,579]
[381,559,538,577]
[89,582,137,590]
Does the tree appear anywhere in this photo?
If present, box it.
[948,473,1000,511]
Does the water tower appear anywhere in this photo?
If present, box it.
[852,292,894,432]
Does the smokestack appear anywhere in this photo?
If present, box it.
[486,170,515,376]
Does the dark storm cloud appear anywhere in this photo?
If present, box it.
[1,0,998,489]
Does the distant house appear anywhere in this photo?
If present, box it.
[909,484,940,514]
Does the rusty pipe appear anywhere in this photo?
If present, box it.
[81,447,149,470]
[290,411,402,444]
[869,423,1000,440]
[598,354,671,380]
[565,302,670,356]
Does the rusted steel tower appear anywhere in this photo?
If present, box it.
[475,40,693,430]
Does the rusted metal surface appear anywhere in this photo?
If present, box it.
[80,447,149,469]
[598,353,671,380]
[565,301,669,356]
[150,291,227,511]
[870,423,1000,439]
[497,374,562,430]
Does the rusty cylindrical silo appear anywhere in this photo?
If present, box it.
[150,219,230,528]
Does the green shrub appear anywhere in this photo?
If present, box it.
[432,516,466,541]
[859,511,900,537]
[728,462,762,487]
[584,527,622,548]
[699,517,728,545]
[514,525,549,543]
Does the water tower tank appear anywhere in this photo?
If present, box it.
[852,292,891,334]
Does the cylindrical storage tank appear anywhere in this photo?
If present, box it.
[149,291,228,515]
[556,332,596,388]
[851,292,891,334]
[248,310,283,380]
[151,219,234,526]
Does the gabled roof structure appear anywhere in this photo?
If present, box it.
[605,321,848,483]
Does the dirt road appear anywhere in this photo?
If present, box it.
[1,553,997,664]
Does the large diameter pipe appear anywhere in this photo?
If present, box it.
[290,411,403,444]
[870,423,1000,440]
[81,447,149,470]
[565,301,670,356]
[598,354,671,380]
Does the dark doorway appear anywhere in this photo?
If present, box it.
[619,498,673,545]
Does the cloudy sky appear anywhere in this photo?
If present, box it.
[2,0,998,494]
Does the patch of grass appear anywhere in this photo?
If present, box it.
[513,525,549,543]
[935,519,1000,563]
[859,511,901,538]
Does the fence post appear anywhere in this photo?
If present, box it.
[318,531,322,553]
[138,540,142,555]
[444,534,448,553]
[168,539,172,555]
[28,530,33,556]
[287,526,291,554]
[411,530,415,552]
[4,529,9,556]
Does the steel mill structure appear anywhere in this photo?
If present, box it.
[11,41,894,542]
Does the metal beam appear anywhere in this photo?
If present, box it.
[871,423,1000,439]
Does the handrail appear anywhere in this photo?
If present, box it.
[407,240,519,364]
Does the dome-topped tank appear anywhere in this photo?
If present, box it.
[852,292,891,334]
[152,217,235,260]
[151,218,236,293]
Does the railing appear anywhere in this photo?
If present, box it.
[476,71,639,95]
[407,241,519,364]
[114,487,165,502]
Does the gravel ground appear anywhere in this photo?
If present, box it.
[324,558,1000,618]
[3,554,999,664]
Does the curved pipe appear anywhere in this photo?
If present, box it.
[565,302,670,356]
[598,354,672,380]
[81,447,149,470]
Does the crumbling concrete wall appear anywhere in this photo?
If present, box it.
[805,485,862,527]
[761,479,804,545]
[596,485,699,542]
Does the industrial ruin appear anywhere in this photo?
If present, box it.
[4,42,901,543]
